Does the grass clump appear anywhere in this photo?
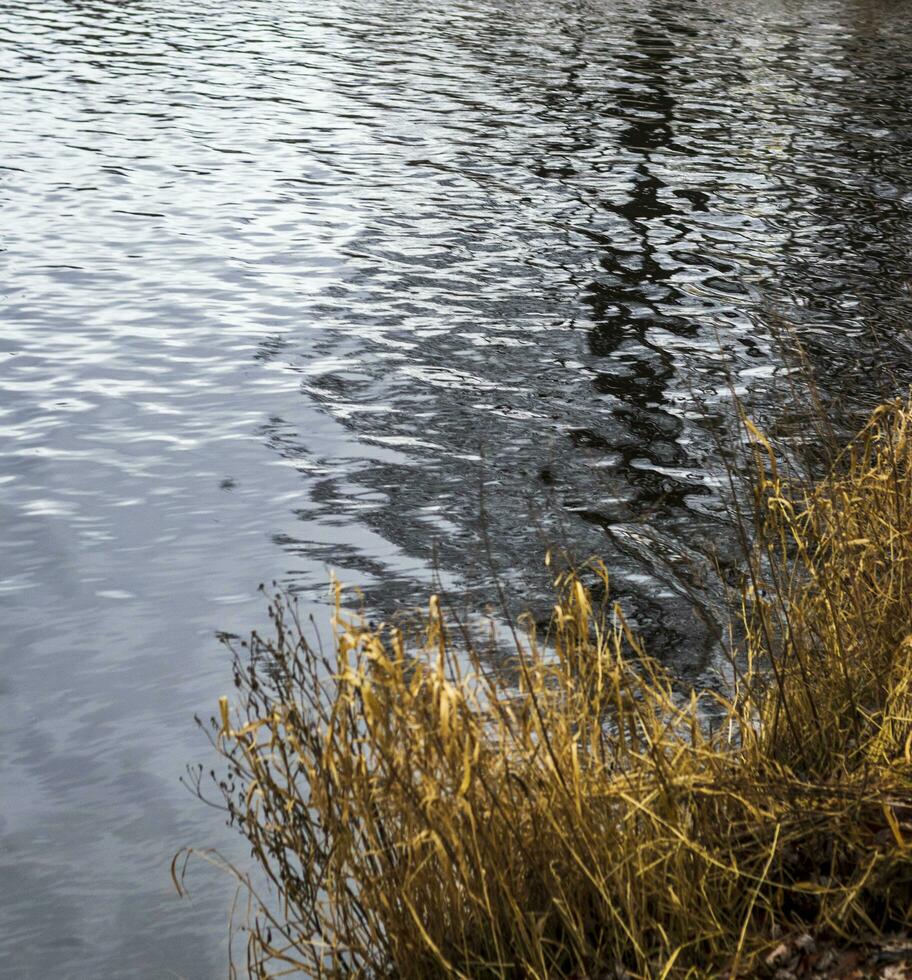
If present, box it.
[185,400,912,977]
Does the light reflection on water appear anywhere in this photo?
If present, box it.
[1,0,912,974]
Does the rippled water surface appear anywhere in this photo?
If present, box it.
[2,0,912,975]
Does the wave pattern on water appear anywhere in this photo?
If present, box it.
[1,0,912,974]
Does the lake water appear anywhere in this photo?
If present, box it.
[2,0,912,975]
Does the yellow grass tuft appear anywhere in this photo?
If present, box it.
[183,400,912,977]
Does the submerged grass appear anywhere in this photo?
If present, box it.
[181,399,912,977]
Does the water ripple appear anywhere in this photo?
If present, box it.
[2,0,912,974]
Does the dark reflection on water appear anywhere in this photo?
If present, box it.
[2,0,912,974]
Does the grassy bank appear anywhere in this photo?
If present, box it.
[184,400,912,977]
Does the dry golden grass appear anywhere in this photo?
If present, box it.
[180,400,912,978]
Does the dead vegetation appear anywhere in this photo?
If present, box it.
[178,399,912,978]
